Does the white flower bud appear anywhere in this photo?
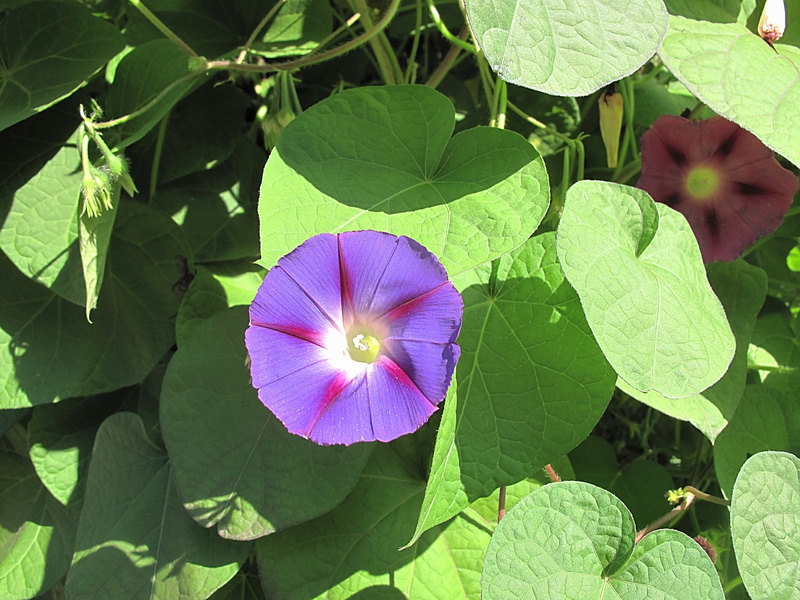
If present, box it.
[758,0,785,44]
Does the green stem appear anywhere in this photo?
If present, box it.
[748,363,795,373]
[93,71,202,134]
[425,25,468,88]
[506,101,573,144]
[574,138,585,182]
[353,0,402,84]
[128,0,198,57]
[149,114,169,201]
[236,0,287,63]
[491,78,507,129]
[206,0,402,74]
[404,0,423,83]
[425,0,476,53]
[682,486,731,506]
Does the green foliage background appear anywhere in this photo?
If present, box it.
[0,0,799,599]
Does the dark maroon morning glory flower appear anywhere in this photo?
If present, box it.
[637,115,798,262]
[245,231,463,446]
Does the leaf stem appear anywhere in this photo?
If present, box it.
[425,0,476,53]
[235,0,288,63]
[149,114,169,201]
[353,0,403,84]
[205,0,402,74]
[425,25,469,88]
[544,464,561,482]
[635,492,695,544]
[127,0,198,57]
[498,485,507,521]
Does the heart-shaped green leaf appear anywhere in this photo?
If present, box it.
[256,443,492,599]
[659,15,800,168]
[0,202,185,408]
[731,451,800,600]
[464,0,668,96]
[482,481,724,599]
[65,412,248,600]
[258,85,549,276]
[161,307,372,540]
[0,450,77,600]
[619,260,766,441]
[0,1,124,131]
[557,180,735,398]
[714,385,793,496]
[409,233,616,544]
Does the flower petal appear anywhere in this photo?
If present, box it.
[253,351,359,439]
[249,267,338,346]
[275,232,344,326]
[368,235,457,316]
[383,284,463,344]
[245,326,332,389]
[308,357,438,445]
[337,230,399,321]
[383,339,459,404]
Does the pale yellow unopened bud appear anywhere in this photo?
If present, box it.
[758,0,785,44]
[599,91,624,168]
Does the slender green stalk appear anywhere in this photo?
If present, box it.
[93,71,203,133]
[236,0,287,63]
[425,25,469,87]
[491,78,507,129]
[425,0,476,53]
[206,0,402,74]
[353,0,403,84]
[404,0,424,83]
[128,0,198,57]
[149,114,169,202]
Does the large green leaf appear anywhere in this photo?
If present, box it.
[570,436,675,527]
[0,201,186,408]
[175,262,263,346]
[619,260,766,441]
[731,451,800,600]
[659,15,800,168]
[27,391,132,507]
[409,233,616,544]
[0,1,124,131]
[256,443,492,600]
[464,0,668,96]
[104,39,203,150]
[714,385,793,496]
[664,0,755,23]
[161,307,372,540]
[0,107,85,304]
[129,83,251,188]
[258,85,549,276]
[154,139,264,262]
[0,450,77,600]
[65,412,248,600]
[557,180,735,398]
[482,482,724,599]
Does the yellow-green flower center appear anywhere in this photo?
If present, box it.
[347,331,382,363]
[685,166,720,200]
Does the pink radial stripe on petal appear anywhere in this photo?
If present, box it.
[306,372,374,445]
[367,235,456,316]
[256,360,357,439]
[383,284,463,344]
[382,339,459,404]
[272,233,344,326]
[309,358,437,445]
[368,358,439,442]
[337,231,399,321]
[244,327,331,389]
[250,267,342,341]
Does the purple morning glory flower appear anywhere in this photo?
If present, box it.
[245,231,463,446]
